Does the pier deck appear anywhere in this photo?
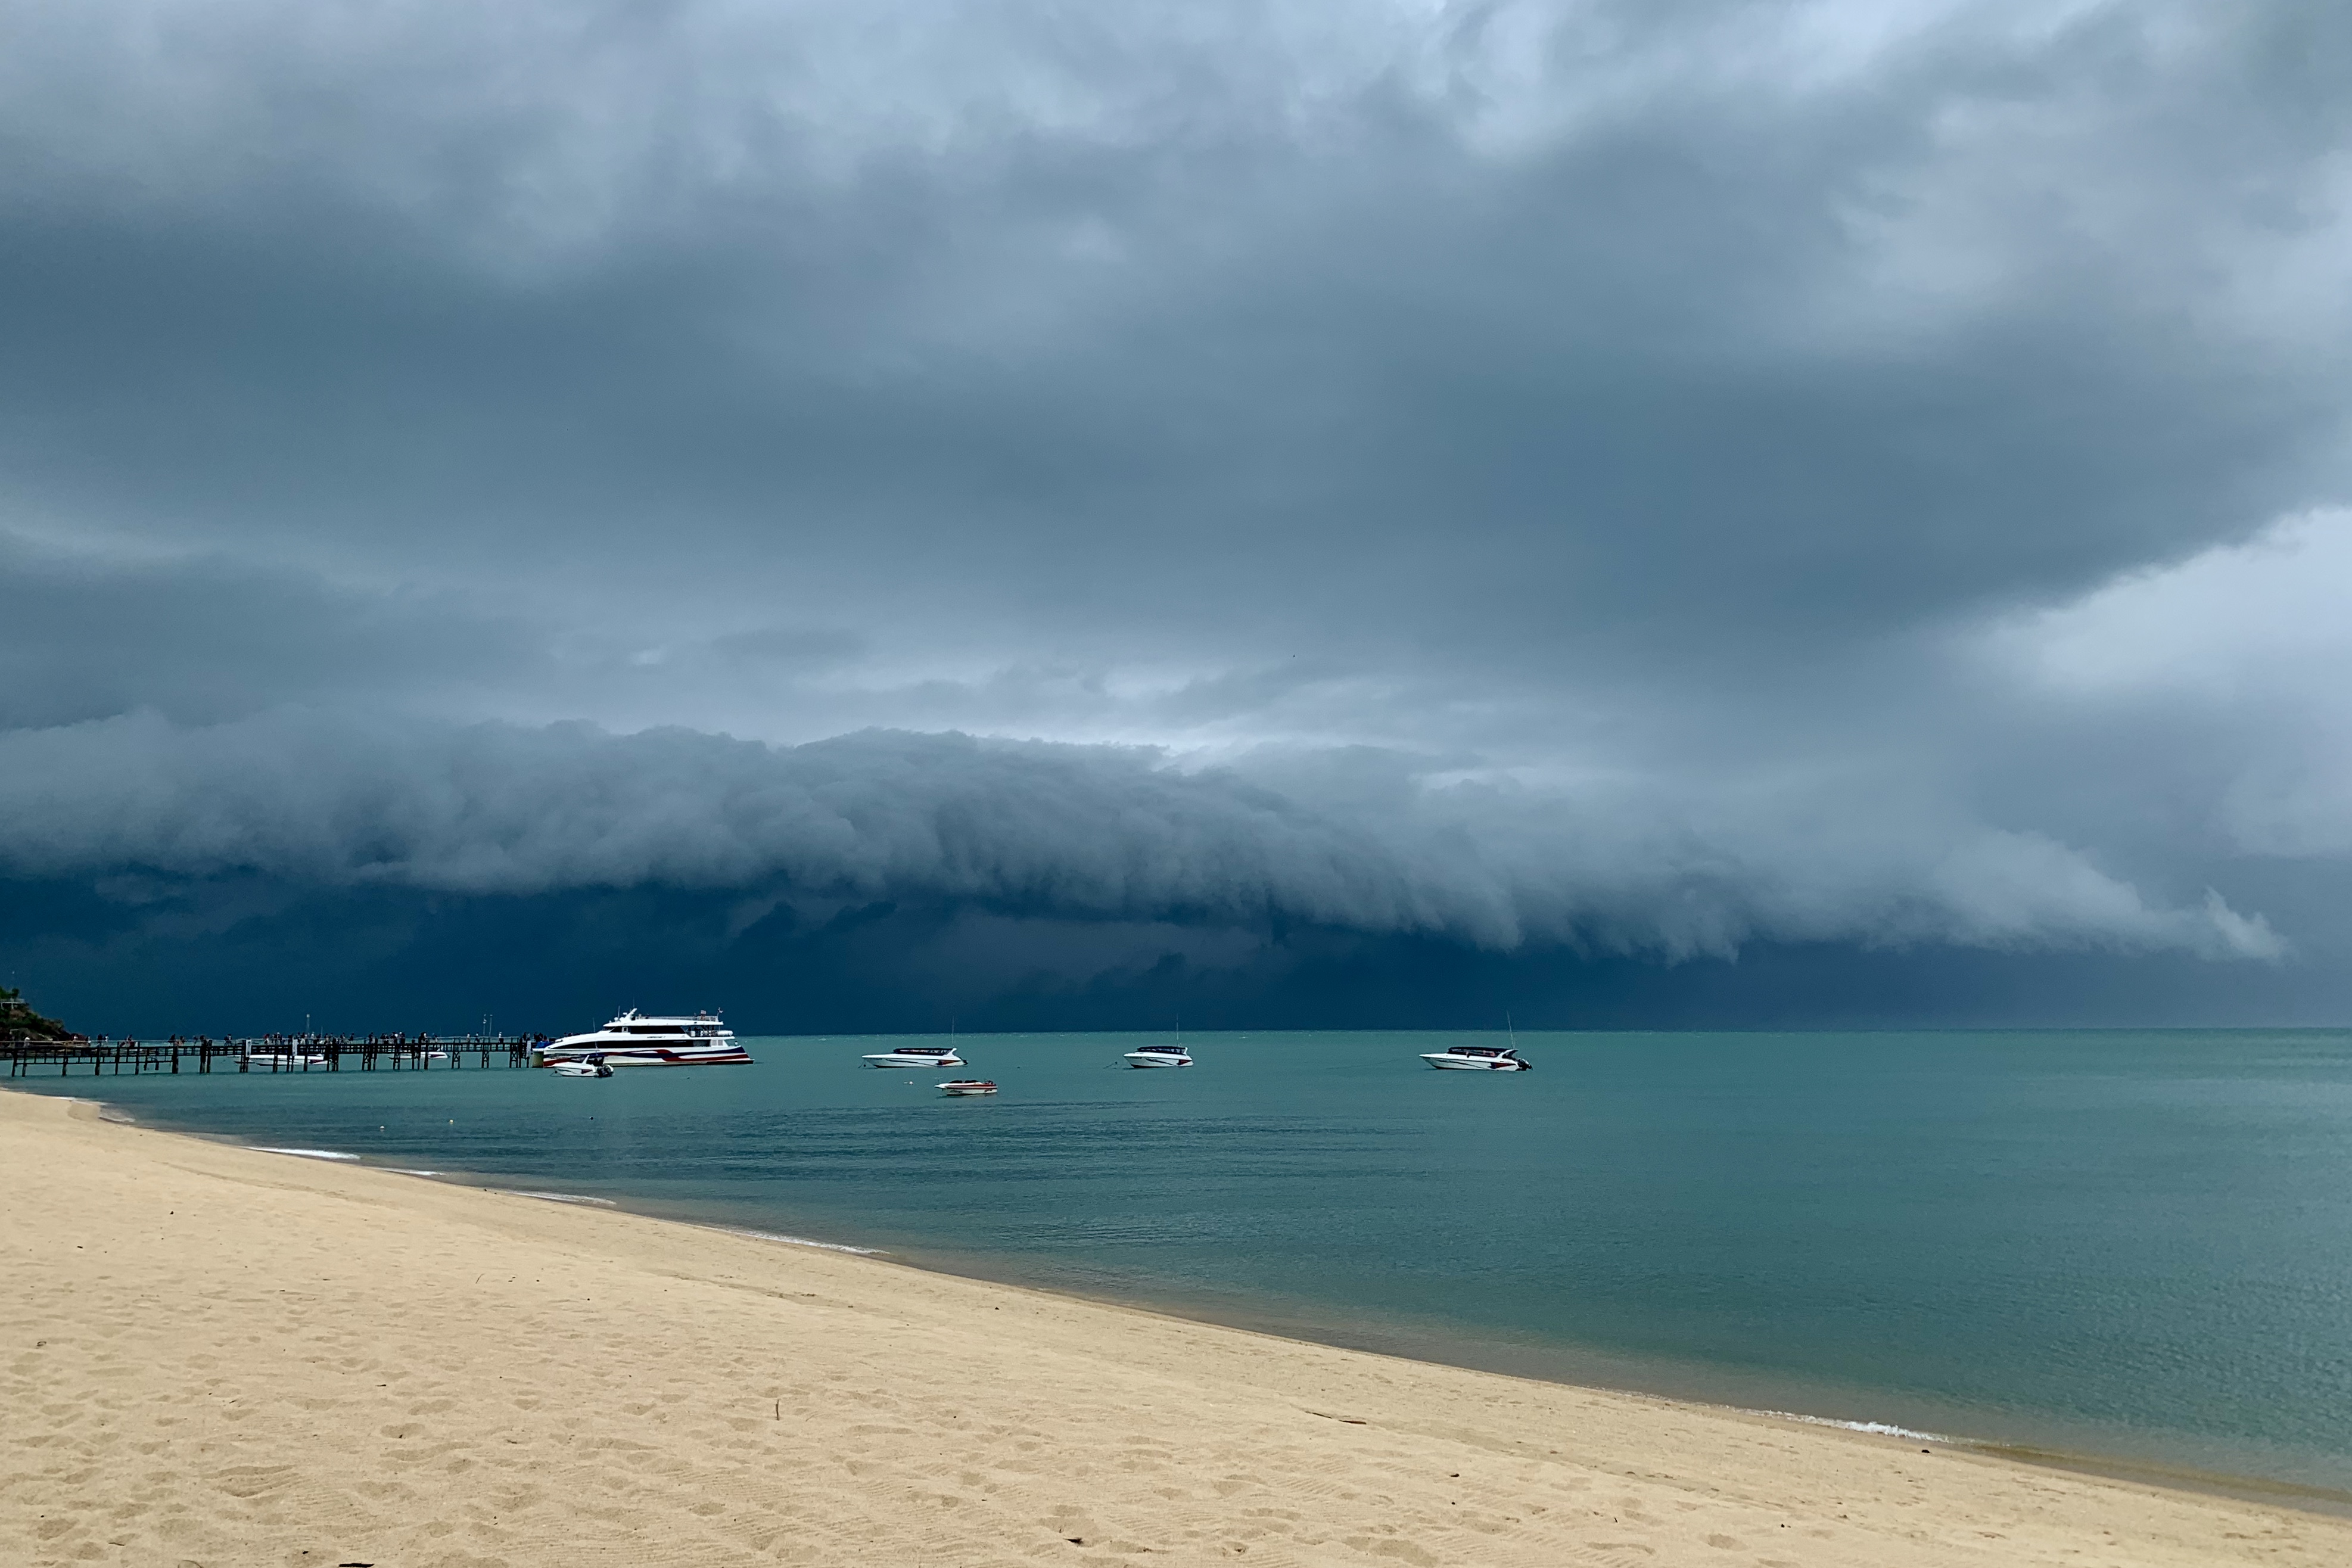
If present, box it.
[3,1035,537,1076]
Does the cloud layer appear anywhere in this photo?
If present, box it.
[0,712,2278,964]
[4,1,2350,1024]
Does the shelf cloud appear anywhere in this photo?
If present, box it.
[0,711,2279,964]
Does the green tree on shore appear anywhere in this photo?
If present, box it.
[0,985,80,1042]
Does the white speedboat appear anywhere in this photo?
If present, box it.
[531,1009,751,1068]
[863,1044,965,1069]
[550,1055,614,1079]
[1418,1044,1533,1071]
[1124,1043,1192,1068]
[937,1079,997,1096]
[242,1051,328,1067]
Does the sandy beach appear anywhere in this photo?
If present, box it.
[5,1088,2347,1567]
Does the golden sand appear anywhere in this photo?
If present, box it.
[4,1087,2347,1567]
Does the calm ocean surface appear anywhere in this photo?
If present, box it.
[23,1029,2352,1491]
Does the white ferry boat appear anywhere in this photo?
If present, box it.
[862,1044,965,1069]
[531,1010,751,1068]
[1418,1044,1533,1071]
[1122,1042,1192,1068]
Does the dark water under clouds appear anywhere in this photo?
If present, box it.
[27,1029,2352,1493]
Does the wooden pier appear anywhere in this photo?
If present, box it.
[3,1035,540,1077]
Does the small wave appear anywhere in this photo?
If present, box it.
[500,1190,618,1206]
[391,1168,442,1177]
[721,1227,883,1256]
[254,1147,360,1161]
[1763,1410,1949,1443]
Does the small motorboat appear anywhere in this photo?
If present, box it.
[1418,1045,1533,1071]
[937,1079,997,1096]
[864,1045,965,1069]
[551,1054,614,1079]
[1123,1043,1192,1068]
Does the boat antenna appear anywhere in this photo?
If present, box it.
[1507,1012,1516,1051]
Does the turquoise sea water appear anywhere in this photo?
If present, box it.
[20,1029,2352,1492]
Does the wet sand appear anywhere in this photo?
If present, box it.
[5,1087,2347,1566]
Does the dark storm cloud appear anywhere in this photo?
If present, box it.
[0,712,2276,960]
[0,535,539,728]
[3,1,2350,1022]
[5,0,2342,644]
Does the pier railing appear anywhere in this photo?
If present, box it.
[2,1035,539,1077]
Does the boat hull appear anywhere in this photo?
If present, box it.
[1420,1055,1531,1071]
[864,1054,964,1069]
[1124,1054,1191,1068]
[536,1046,752,1068]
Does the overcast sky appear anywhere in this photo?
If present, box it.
[7,1,2352,1033]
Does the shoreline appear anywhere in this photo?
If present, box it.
[41,1082,2352,1522]
[10,1085,2352,1565]
[87,1098,2352,1519]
